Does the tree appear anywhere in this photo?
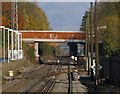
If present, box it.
[79,13,87,31]
[2,2,52,62]
[39,43,55,61]
[97,2,119,56]
[2,2,50,30]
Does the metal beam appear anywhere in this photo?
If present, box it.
[22,38,85,43]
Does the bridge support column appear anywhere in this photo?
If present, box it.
[34,43,39,61]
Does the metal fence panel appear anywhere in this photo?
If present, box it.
[100,56,120,86]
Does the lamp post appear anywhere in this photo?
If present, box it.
[90,2,94,81]
[85,11,90,75]
[94,0,107,86]
[94,0,99,86]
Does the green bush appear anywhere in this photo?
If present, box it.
[23,43,36,63]
[39,43,55,61]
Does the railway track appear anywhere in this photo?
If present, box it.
[3,61,75,93]
[41,65,61,93]
[2,65,44,91]
[68,63,73,94]
[24,65,61,93]
[40,76,56,93]
[2,65,53,93]
[3,65,60,94]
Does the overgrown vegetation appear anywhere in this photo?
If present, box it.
[80,2,120,56]
[2,2,54,63]
[2,2,55,76]
[39,43,55,62]
[97,2,119,56]
[23,43,36,63]
[2,2,50,30]
[18,2,50,30]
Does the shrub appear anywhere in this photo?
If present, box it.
[23,42,36,63]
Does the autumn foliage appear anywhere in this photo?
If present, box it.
[80,2,120,56]
[2,2,50,30]
[2,2,53,63]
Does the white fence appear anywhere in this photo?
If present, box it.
[0,26,23,63]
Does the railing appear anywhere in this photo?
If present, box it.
[99,56,120,86]
[0,26,23,63]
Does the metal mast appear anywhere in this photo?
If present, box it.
[11,0,18,30]
[11,0,18,60]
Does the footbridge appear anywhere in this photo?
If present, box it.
[20,30,85,43]
[0,26,86,62]
[20,30,86,60]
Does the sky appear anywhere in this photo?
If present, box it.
[37,2,90,31]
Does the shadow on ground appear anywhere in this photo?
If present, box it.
[80,76,120,94]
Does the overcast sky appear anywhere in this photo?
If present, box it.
[37,2,90,31]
